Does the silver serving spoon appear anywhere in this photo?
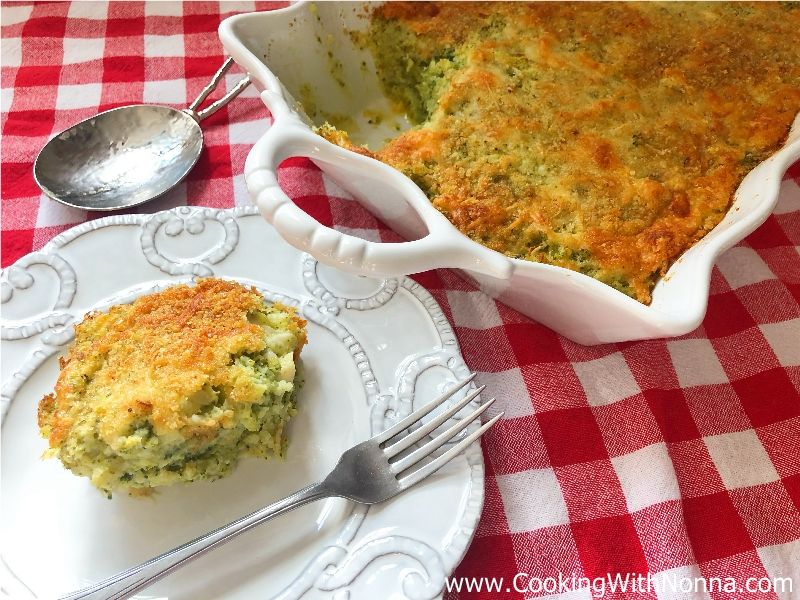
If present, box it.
[34,58,250,211]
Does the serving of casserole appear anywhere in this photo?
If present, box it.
[220,2,800,344]
[38,279,307,497]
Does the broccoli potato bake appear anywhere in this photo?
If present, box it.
[37,279,307,497]
[320,2,800,302]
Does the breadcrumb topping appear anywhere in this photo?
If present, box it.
[322,2,800,302]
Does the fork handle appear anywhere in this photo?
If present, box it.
[59,483,329,600]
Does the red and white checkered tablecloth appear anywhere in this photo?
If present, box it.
[2,3,800,599]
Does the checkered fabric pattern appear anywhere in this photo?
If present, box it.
[2,3,799,599]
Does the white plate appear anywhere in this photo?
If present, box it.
[0,206,484,600]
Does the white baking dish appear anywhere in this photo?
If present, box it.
[219,2,800,345]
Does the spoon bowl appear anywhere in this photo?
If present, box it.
[34,105,203,211]
[34,58,250,211]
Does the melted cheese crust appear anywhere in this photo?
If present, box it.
[326,2,800,302]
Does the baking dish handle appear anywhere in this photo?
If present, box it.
[246,110,513,280]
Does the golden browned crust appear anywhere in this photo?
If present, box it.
[327,2,800,302]
[38,279,307,447]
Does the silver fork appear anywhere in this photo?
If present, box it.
[61,374,502,600]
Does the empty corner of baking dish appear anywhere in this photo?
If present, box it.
[219,5,305,108]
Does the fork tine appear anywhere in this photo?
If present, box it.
[398,412,503,490]
[384,385,485,458]
[390,398,495,473]
[374,373,477,444]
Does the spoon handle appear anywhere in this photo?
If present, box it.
[196,74,251,121]
[185,57,251,122]
[188,57,235,111]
